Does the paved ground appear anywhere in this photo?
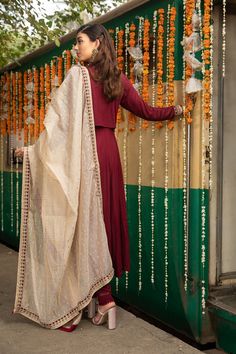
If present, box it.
[0,243,223,354]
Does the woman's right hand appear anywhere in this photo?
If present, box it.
[15,147,24,158]
[174,105,183,117]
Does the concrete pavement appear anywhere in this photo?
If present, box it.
[0,243,205,354]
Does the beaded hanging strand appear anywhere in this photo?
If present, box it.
[222,0,226,79]
[15,72,20,237]
[201,0,210,315]
[10,72,14,232]
[164,4,171,304]
[137,16,144,292]
[18,72,23,141]
[115,25,120,294]
[33,68,39,140]
[150,10,157,285]
[182,0,188,292]
[209,0,214,191]
[124,22,129,290]
[39,67,45,134]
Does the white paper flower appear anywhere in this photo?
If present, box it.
[184,51,203,71]
[186,77,202,94]
[127,46,143,61]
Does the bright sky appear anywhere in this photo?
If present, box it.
[34,0,116,16]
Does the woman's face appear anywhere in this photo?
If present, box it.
[74,32,99,62]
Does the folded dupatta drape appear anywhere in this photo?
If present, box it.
[13,64,114,329]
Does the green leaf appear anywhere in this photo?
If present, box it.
[54,37,60,47]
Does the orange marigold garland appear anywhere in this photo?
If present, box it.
[142,18,150,129]
[128,23,137,132]
[45,63,51,106]
[39,67,45,134]
[167,7,176,130]
[58,57,63,86]
[12,72,17,135]
[116,29,124,132]
[203,0,212,121]
[0,75,7,136]
[184,0,195,124]
[156,8,165,130]
[23,71,28,144]
[28,70,34,139]
[18,72,23,139]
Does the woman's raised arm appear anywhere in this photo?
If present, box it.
[120,73,182,121]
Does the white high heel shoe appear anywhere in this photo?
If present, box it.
[92,303,116,330]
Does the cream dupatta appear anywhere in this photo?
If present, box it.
[13,64,114,329]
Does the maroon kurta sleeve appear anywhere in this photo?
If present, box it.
[120,73,175,121]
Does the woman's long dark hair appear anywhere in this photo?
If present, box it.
[77,24,123,101]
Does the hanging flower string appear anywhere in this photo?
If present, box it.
[12,73,17,135]
[23,71,28,144]
[116,29,124,132]
[128,23,137,132]
[141,18,150,129]
[222,0,226,78]
[164,4,171,304]
[156,9,165,130]
[7,73,11,135]
[15,71,20,237]
[208,0,214,191]
[33,68,39,139]
[45,63,51,106]
[150,10,157,284]
[137,16,144,292]
[167,7,176,130]
[10,72,14,232]
[39,67,45,134]
[124,22,129,290]
[18,72,23,140]
[58,57,63,86]
[184,0,195,124]
[182,0,188,292]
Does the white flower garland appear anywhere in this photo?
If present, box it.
[138,16,144,292]
[124,22,129,290]
[10,72,14,232]
[198,0,206,315]
[115,25,120,294]
[182,0,188,292]
[222,0,226,78]
[151,10,157,285]
[15,71,20,237]
[164,5,171,303]
[1,77,6,232]
[209,2,214,191]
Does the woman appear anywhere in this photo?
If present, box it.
[15,23,182,332]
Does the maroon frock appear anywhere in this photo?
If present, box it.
[87,66,175,278]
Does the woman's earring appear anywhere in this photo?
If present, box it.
[90,48,98,63]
